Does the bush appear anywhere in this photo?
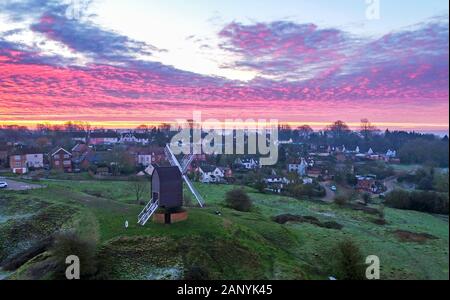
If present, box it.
[329,239,366,280]
[225,189,252,212]
[184,193,193,207]
[385,190,449,214]
[334,195,348,206]
[52,231,98,279]
[286,183,325,198]
[184,266,210,280]
[362,193,371,205]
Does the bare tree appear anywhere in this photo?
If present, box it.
[360,118,379,140]
[326,120,351,138]
[131,177,148,204]
[297,125,314,138]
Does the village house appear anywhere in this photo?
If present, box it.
[302,177,314,185]
[288,158,308,176]
[50,147,73,172]
[9,150,44,174]
[71,143,90,157]
[126,146,153,167]
[198,165,225,183]
[148,146,167,164]
[70,132,87,143]
[120,132,150,145]
[383,149,401,163]
[235,157,259,170]
[71,144,93,171]
[264,176,290,193]
[355,175,384,193]
[89,132,119,145]
[137,153,152,167]
[219,166,233,179]
[307,167,322,178]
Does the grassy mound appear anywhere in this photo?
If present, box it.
[1,179,448,280]
[0,197,79,270]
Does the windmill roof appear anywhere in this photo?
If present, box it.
[154,166,181,184]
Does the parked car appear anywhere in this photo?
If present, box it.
[0,181,8,189]
[330,185,337,192]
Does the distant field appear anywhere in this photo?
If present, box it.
[0,178,448,280]
[390,164,422,173]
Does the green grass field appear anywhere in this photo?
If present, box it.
[0,178,448,280]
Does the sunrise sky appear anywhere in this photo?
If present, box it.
[0,0,449,133]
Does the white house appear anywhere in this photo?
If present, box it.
[198,166,225,183]
[288,158,308,176]
[236,158,259,169]
[302,178,314,184]
[264,176,290,185]
[25,153,44,168]
[120,133,149,145]
[386,149,397,158]
[137,154,152,167]
[264,176,290,193]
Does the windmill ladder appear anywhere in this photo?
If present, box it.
[138,199,159,226]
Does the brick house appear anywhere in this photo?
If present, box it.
[89,132,119,145]
[9,150,44,174]
[51,147,73,172]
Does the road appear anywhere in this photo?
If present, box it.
[383,176,400,194]
[319,181,336,203]
[0,178,43,191]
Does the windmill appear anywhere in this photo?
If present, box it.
[138,144,205,226]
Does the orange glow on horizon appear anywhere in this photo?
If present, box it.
[0,119,448,133]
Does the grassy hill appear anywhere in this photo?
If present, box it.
[0,179,448,280]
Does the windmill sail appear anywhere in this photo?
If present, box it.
[181,154,195,174]
[164,145,205,208]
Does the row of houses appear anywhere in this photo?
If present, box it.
[71,131,152,145]
[6,144,170,174]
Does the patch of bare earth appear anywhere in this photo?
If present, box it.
[393,230,438,243]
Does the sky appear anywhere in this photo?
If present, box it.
[0,0,449,133]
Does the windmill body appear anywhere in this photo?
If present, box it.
[138,144,205,226]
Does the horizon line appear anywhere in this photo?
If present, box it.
[1,120,448,135]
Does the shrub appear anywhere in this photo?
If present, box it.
[334,195,348,206]
[225,188,252,212]
[184,266,210,280]
[52,231,98,279]
[184,193,193,207]
[385,190,449,214]
[362,193,371,205]
[286,182,326,198]
[330,239,366,280]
